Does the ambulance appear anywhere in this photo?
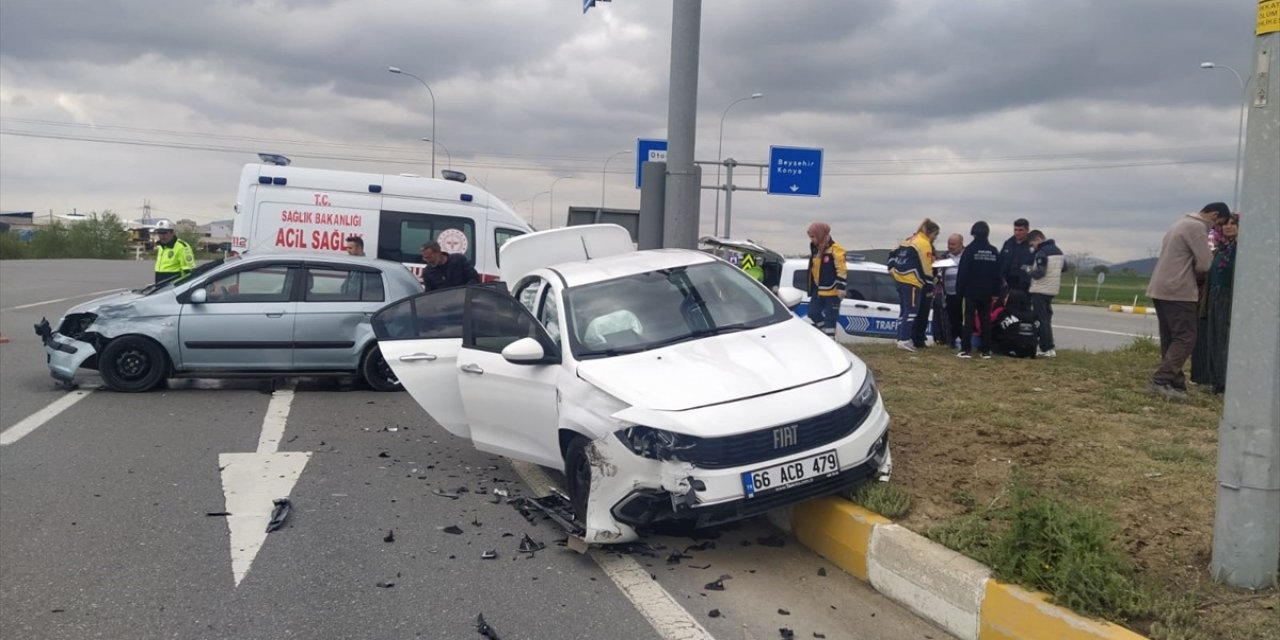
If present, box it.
[231,161,533,280]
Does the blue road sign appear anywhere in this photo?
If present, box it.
[636,138,667,188]
[768,146,823,197]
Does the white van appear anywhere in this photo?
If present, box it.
[232,163,533,280]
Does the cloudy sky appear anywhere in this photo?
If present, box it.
[0,0,1260,262]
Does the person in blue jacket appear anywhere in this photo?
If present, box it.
[955,221,1002,359]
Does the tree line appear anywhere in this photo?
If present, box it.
[0,211,204,260]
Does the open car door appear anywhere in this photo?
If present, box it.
[371,287,470,438]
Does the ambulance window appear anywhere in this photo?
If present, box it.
[494,228,525,266]
[377,211,475,265]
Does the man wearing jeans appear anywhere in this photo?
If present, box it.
[1026,230,1063,357]
[1146,202,1232,399]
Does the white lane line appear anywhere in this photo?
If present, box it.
[510,460,716,640]
[257,386,296,453]
[0,390,95,446]
[1055,324,1149,338]
[4,288,129,311]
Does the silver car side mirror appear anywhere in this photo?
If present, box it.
[189,288,208,304]
[501,337,546,364]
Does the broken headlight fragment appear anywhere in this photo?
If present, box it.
[614,426,697,460]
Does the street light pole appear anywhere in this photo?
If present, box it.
[715,92,763,237]
[1200,62,1248,211]
[389,66,436,178]
[531,191,550,229]
[549,175,575,229]
[600,149,632,218]
[422,138,451,170]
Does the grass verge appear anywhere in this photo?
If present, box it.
[848,339,1278,640]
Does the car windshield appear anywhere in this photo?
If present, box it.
[133,257,233,296]
[566,261,792,359]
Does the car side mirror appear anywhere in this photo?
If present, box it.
[502,337,554,364]
[189,288,207,304]
[776,286,805,309]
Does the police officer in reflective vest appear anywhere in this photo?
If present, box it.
[153,219,196,284]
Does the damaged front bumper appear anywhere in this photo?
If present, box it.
[579,398,892,544]
[34,318,97,384]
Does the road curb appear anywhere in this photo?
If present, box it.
[1108,304,1156,315]
[788,497,1148,640]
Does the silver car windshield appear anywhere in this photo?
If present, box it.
[566,261,791,359]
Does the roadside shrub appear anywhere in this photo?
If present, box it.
[990,482,1150,621]
[0,231,30,259]
[925,514,998,567]
[849,482,912,518]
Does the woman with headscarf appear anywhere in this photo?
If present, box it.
[1191,213,1239,393]
[805,222,847,337]
[888,218,940,352]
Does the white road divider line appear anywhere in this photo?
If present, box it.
[1055,324,1149,338]
[0,390,94,446]
[5,288,129,311]
[510,460,716,640]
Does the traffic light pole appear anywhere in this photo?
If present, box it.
[1211,19,1279,589]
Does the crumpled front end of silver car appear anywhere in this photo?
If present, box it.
[35,313,100,383]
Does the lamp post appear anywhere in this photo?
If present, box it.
[600,149,632,217]
[715,92,763,237]
[422,138,451,171]
[531,191,551,229]
[549,175,575,229]
[389,66,436,178]
[1200,62,1248,211]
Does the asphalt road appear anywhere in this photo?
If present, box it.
[1,259,950,640]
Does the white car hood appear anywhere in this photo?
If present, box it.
[575,318,851,412]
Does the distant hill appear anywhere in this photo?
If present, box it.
[1109,257,1158,276]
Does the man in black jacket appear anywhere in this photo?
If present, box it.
[997,218,1034,292]
[420,241,480,291]
[956,221,1002,359]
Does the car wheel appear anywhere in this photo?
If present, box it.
[360,344,402,392]
[565,436,592,523]
[99,336,168,393]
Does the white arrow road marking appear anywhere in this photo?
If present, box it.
[219,383,311,586]
[789,184,799,192]
[510,460,715,640]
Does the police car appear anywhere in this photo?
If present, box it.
[700,237,940,344]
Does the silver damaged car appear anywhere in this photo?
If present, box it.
[35,253,423,392]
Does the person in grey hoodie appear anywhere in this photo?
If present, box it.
[1026,230,1063,357]
[1145,202,1233,399]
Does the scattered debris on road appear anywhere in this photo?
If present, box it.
[517,533,545,555]
[442,525,464,535]
[481,550,498,560]
[817,567,827,576]
[375,581,395,588]
[475,613,501,639]
[205,511,231,517]
[265,498,291,532]
[756,534,786,548]
[708,609,721,618]
[383,530,395,543]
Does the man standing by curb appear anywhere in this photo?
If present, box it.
[1026,230,1063,357]
[998,218,1034,293]
[1146,202,1233,399]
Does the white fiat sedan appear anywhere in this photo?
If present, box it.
[373,225,891,544]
